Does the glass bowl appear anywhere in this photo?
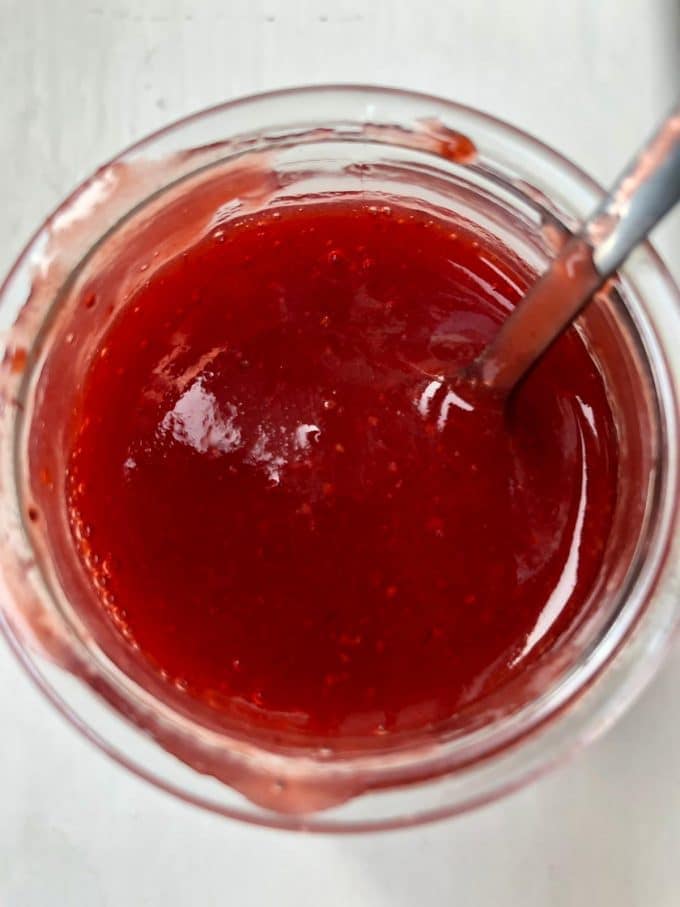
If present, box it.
[0,85,679,832]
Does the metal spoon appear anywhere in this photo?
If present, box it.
[467,100,680,396]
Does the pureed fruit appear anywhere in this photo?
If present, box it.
[65,198,617,742]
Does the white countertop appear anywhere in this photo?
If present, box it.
[1,1,679,904]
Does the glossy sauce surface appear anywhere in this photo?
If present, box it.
[66,199,618,740]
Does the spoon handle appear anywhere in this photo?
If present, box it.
[469,100,680,395]
[590,100,680,277]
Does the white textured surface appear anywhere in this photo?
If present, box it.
[1,1,679,904]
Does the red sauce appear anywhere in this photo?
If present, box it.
[66,199,618,741]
